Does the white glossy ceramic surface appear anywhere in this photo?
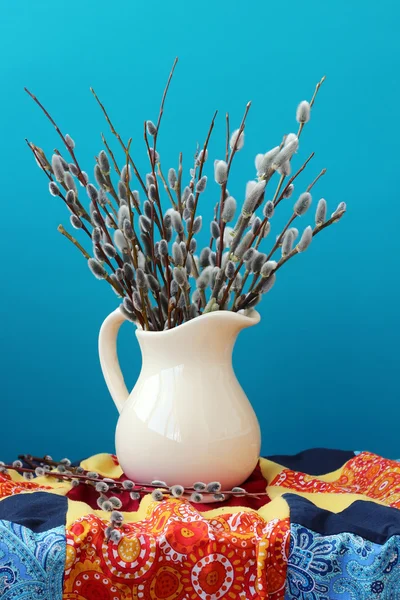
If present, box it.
[99,308,261,488]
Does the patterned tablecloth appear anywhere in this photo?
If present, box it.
[0,448,400,599]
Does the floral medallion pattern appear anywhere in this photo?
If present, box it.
[271,452,400,507]
[63,500,289,600]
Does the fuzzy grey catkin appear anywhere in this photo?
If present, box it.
[170,280,179,296]
[186,193,195,211]
[192,216,202,234]
[182,186,191,205]
[210,221,220,240]
[246,294,261,308]
[214,160,228,184]
[123,221,135,241]
[124,219,135,240]
[49,181,60,196]
[132,291,142,311]
[190,492,203,503]
[221,196,236,222]
[315,198,327,226]
[111,510,124,523]
[65,190,76,205]
[69,163,78,176]
[64,133,75,149]
[251,216,262,235]
[331,202,346,220]
[98,189,108,208]
[64,173,78,193]
[294,192,312,216]
[258,146,280,176]
[283,183,294,199]
[123,297,134,313]
[51,154,65,182]
[139,215,152,233]
[172,242,184,267]
[296,100,311,124]
[122,480,135,490]
[70,214,82,229]
[95,165,107,190]
[136,268,148,290]
[260,272,276,293]
[272,138,298,170]
[119,304,136,322]
[86,183,98,203]
[92,227,101,244]
[230,128,245,150]
[118,205,130,229]
[93,244,105,262]
[282,229,295,256]
[92,211,103,228]
[263,201,274,219]
[171,210,183,234]
[120,164,131,182]
[101,242,116,260]
[159,239,168,257]
[98,150,110,174]
[168,168,177,189]
[183,207,191,222]
[190,238,197,253]
[225,260,236,279]
[146,120,157,136]
[200,247,212,268]
[196,176,207,193]
[123,263,134,281]
[206,481,221,493]
[296,226,313,252]
[198,148,208,163]
[261,260,277,278]
[151,489,164,502]
[170,485,185,498]
[88,258,107,280]
[116,268,124,282]
[146,173,155,188]
[148,184,157,203]
[278,160,291,177]
[252,252,267,273]
[114,229,129,254]
[242,180,266,216]
[173,267,187,288]
[234,231,253,259]
[118,181,127,201]
[196,266,213,290]
[144,200,152,219]
[147,273,160,293]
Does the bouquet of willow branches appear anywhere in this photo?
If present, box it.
[26,59,345,331]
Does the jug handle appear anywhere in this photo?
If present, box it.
[99,308,130,413]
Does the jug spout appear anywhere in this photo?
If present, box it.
[136,309,261,368]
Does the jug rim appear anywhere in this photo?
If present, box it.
[135,308,261,337]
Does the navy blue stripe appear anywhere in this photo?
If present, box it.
[285,493,400,545]
[0,492,67,533]
[266,448,355,475]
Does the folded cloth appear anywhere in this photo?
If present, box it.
[0,449,400,599]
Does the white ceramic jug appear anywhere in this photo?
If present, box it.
[99,308,261,488]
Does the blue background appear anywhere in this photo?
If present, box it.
[0,0,399,462]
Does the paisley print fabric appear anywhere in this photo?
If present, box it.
[286,525,400,599]
[0,520,65,599]
[2,449,400,599]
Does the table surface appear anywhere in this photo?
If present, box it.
[1,448,400,599]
